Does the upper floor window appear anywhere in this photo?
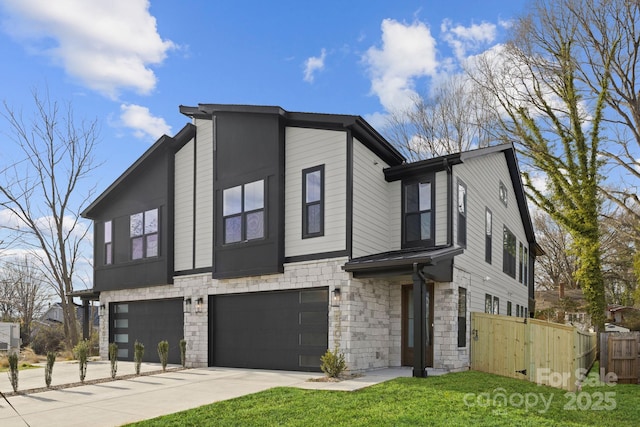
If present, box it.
[458,287,467,347]
[503,226,516,278]
[485,208,492,264]
[404,180,432,245]
[499,181,508,207]
[518,242,524,283]
[302,165,324,238]
[130,208,158,260]
[523,246,529,286]
[457,180,467,247]
[104,220,113,265]
[223,179,264,244]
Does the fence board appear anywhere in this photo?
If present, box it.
[607,334,638,384]
[471,312,597,391]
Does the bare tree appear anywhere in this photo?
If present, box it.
[534,212,578,291]
[383,74,500,160]
[0,257,53,340]
[0,90,100,346]
[469,0,614,330]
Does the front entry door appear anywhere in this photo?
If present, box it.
[401,283,434,367]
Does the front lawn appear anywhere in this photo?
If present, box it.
[129,367,638,426]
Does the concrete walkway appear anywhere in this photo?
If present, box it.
[0,360,413,427]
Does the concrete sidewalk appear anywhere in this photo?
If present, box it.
[0,360,412,427]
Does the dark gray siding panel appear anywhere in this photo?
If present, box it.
[93,147,173,291]
[209,288,328,371]
[213,112,285,279]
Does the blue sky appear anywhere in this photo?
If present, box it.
[0,0,526,286]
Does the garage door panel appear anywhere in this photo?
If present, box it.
[210,288,328,371]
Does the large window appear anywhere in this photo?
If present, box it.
[302,165,324,238]
[485,208,492,264]
[457,180,467,247]
[404,181,432,244]
[130,208,158,260]
[104,220,112,265]
[458,287,467,347]
[223,180,265,244]
[503,226,516,278]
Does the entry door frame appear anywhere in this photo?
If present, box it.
[401,282,434,368]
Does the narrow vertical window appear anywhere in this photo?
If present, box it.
[404,181,432,243]
[223,180,265,244]
[502,226,516,278]
[485,294,492,314]
[458,287,467,347]
[457,180,467,247]
[493,296,500,315]
[524,246,529,286]
[507,301,512,316]
[130,209,159,260]
[499,181,508,206]
[518,242,524,283]
[485,208,492,264]
[104,220,112,265]
[516,304,521,317]
[302,165,324,238]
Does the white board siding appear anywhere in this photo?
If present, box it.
[174,139,194,271]
[388,181,401,251]
[452,152,530,315]
[352,138,394,258]
[194,118,214,269]
[435,170,448,246]
[285,127,347,257]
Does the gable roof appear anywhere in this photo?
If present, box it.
[384,143,540,252]
[81,123,196,218]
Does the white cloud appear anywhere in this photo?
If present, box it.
[363,19,439,112]
[441,19,497,61]
[120,104,171,140]
[1,0,175,99]
[303,48,327,83]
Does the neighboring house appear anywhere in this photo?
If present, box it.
[0,322,20,354]
[535,288,592,331]
[606,304,639,324]
[33,302,99,331]
[81,104,538,375]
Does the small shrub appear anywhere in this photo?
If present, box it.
[157,340,169,371]
[109,342,118,379]
[179,339,187,368]
[31,324,65,355]
[320,346,347,378]
[73,340,90,383]
[8,352,19,392]
[134,340,144,375]
[45,351,56,388]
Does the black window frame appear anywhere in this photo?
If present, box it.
[485,294,492,314]
[458,287,467,347]
[104,220,113,265]
[129,208,159,260]
[493,296,500,315]
[302,165,325,239]
[499,181,508,207]
[402,174,435,248]
[485,208,492,264]
[457,179,467,247]
[222,179,266,245]
[502,226,516,278]
[507,301,512,316]
[523,246,529,287]
[518,242,524,283]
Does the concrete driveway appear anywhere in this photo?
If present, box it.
[0,360,411,427]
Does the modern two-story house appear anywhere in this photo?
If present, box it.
[82,104,538,376]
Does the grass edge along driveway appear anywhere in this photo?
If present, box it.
[129,366,638,427]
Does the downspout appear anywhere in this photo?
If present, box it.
[445,158,453,246]
[412,262,428,378]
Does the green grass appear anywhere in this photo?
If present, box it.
[129,366,638,427]
[0,363,40,373]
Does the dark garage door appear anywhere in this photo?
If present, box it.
[110,298,183,364]
[209,288,328,371]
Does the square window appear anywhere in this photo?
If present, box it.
[224,215,242,243]
[146,234,158,257]
[130,213,143,237]
[244,180,264,211]
[131,237,143,260]
[245,211,264,240]
[222,180,266,244]
[223,185,242,216]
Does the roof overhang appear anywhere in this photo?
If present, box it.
[343,246,463,281]
[68,289,100,301]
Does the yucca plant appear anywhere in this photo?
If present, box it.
[45,351,56,387]
[8,352,19,392]
[179,339,187,368]
[109,342,118,379]
[134,340,144,375]
[73,340,90,383]
[157,340,169,371]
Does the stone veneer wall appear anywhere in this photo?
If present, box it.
[432,267,471,372]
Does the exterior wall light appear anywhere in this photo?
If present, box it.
[184,297,192,313]
[99,304,106,317]
[331,288,341,307]
[196,297,204,314]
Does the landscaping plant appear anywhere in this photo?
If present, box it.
[134,340,144,375]
[157,340,169,371]
[320,346,347,378]
[179,339,187,368]
[109,342,118,379]
[73,340,90,383]
[44,351,56,388]
[7,352,19,392]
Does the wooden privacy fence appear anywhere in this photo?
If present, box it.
[600,332,640,384]
[471,312,597,391]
